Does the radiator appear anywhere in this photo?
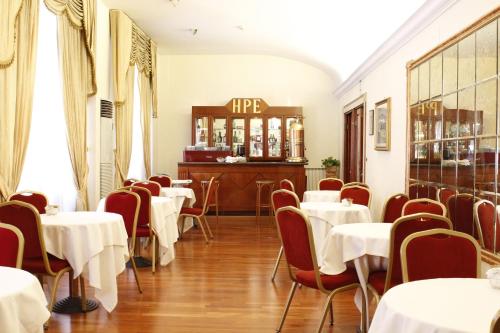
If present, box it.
[305,167,326,190]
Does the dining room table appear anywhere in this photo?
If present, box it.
[303,190,340,203]
[40,211,129,313]
[171,179,193,187]
[160,186,197,231]
[0,266,51,333]
[369,278,500,333]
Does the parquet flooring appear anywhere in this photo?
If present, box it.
[48,216,363,333]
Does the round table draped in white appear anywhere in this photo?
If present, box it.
[369,278,500,333]
[160,187,196,212]
[0,267,50,333]
[303,190,340,203]
[300,202,372,267]
[97,196,179,266]
[41,211,129,312]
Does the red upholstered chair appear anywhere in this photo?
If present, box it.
[274,206,365,333]
[133,180,161,196]
[270,189,301,282]
[318,178,343,191]
[279,179,295,192]
[437,187,456,206]
[447,193,476,238]
[402,198,446,216]
[367,213,452,304]
[149,175,172,188]
[401,229,481,282]
[122,186,159,273]
[492,310,500,333]
[8,191,48,214]
[381,193,409,223]
[340,185,371,207]
[344,182,369,188]
[0,201,79,320]
[474,200,500,252]
[178,177,215,243]
[408,183,438,200]
[0,223,24,268]
[104,190,142,292]
[123,178,139,187]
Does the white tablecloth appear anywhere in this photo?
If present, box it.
[172,179,192,187]
[369,278,500,333]
[98,196,179,266]
[160,187,196,212]
[303,190,340,203]
[0,267,50,333]
[41,212,129,312]
[301,202,372,263]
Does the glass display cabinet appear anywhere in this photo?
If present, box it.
[407,15,500,255]
[194,116,209,146]
[249,118,263,158]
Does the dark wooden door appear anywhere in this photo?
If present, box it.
[343,106,364,183]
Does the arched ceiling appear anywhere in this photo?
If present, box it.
[102,0,427,80]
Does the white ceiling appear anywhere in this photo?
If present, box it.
[102,0,427,80]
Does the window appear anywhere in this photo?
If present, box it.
[127,66,146,180]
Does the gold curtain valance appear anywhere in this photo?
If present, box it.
[0,0,24,67]
[131,24,152,77]
[44,0,96,95]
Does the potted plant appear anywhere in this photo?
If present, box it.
[321,157,340,178]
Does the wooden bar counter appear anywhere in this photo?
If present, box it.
[178,162,306,214]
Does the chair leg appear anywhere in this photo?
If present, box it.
[196,216,209,243]
[276,281,298,333]
[129,255,143,293]
[360,284,368,333]
[256,184,261,222]
[271,246,283,282]
[47,270,68,313]
[203,215,214,239]
[152,235,156,274]
[178,215,185,239]
[329,301,334,326]
[79,276,87,312]
[316,290,337,333]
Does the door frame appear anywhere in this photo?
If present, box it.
[342,94,366,182]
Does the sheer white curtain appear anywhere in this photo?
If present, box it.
[18,4,77,211]
[127,66,146,180]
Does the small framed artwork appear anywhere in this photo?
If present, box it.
[255,135,262,142]
[374,98,391,151]
[368,109,374,136]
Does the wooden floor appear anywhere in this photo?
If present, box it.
[48,216,363,333]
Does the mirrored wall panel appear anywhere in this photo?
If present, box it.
[408,18,499,254]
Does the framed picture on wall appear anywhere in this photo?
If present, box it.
[374,98,391,150]
[368,109,374,135]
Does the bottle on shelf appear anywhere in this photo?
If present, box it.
[218,131,222,143]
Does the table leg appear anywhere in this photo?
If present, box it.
[52,276,99,314]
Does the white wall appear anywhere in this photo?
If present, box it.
[337,0,499,220]
[154,54,341,176]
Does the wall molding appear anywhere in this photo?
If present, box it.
[334,0,458,98]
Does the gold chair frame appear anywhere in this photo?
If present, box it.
[274,206,366,333]
[279,179,295,192]
[473,199,495,249]
[402,198,447,217]
[7,190,49,210]
[343,181,369,188]
[0,222,25,268]
[400,228,481,282]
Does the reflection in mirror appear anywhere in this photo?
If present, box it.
[416,143,429,183]
[430,53,443,98]
[410,144,418,180]
[458,87,475,137]
[475,137,496,193]
[476,20,498,82]
[429,99,442,140]
[458,34,475,90]
[457,138,474,189]
[429,141,442,184]
[419,61,430,101]
[443,45,458,94]
[476,79,497,136]
[410,68,419,105]
[443,93,457,138]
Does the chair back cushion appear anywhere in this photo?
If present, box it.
[438,188,455,205]
[340,186,371,206]
[149,175,172,187]
[474,200,499,252]
[403,199,445,216]
[271,190,300,212]
[387,213,452,290]
[409,184,438,200]
[130,187,151,226]
[0,202,43,260]
[319,178,343,191]
[447,194,475,237]
[275,207,315,271]
[105,191,140,237]
[8,192,48,214]
[279,179,295,192]
[133,181,161,196]
[123,178,138,187]
[0,223,23,268]
[382,194,409,223]
[402,229,480,281]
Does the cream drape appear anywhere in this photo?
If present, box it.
[0,0,24,67]
[45,0,96,210]
[114,68,135,186]
[0,0,39,201]
[111,9,156,186]
[151,41,158,118]
[138,71,152,178]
